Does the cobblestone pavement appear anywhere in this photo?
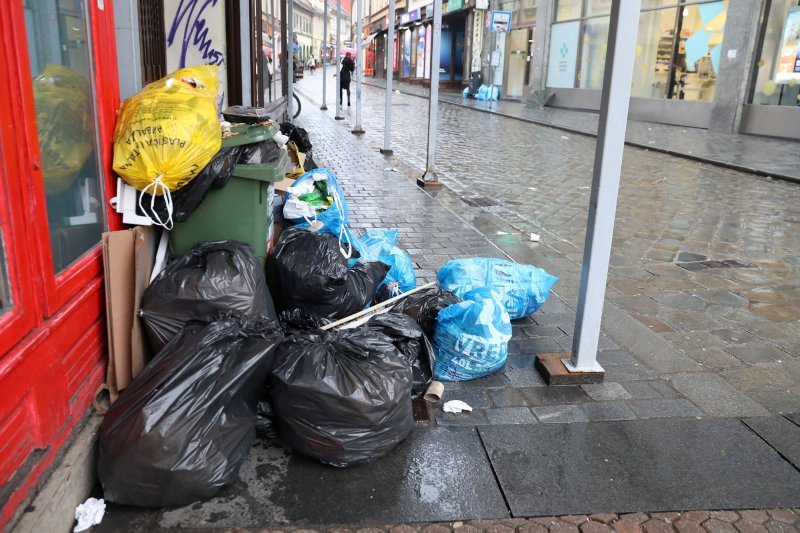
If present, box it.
[218,507,800,533]
[353,76,800,182]
[293,73,800,419]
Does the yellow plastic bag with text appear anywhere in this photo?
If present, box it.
[33,64,94,195]
[113,66,221,210]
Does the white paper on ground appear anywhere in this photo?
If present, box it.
[443,400,473,413]
[74,497,105,532]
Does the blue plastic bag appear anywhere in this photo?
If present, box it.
[462,87,469,99]
[354,229,416,298]
[474,85,489,101]
[433,287,512,381]
[283,168,363,259]
[489,86,499,101]
[437,257,557,319]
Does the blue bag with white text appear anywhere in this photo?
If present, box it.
[437,257,557,319]
[353,229,416,298]
[433,287,512,381]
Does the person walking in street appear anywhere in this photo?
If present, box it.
[339,52,355,107]
[308,54,316,74]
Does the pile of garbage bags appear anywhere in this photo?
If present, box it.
[99,77,559,508]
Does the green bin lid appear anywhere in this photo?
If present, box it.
[221,122,280,148]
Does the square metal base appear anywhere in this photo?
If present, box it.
[379,148,394,155]
[535,353,604,386]
[417,178,443,189]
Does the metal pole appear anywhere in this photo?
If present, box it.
[280,0,288,99]
[380,0,396,154]
[269,0,276,101]
[567,0,641,373]
[240,2,252,106]
[419,0,442,186]
[287,0,295,120]
[335,0,344,119]
[321,0,328,109]
[352,0,364,134]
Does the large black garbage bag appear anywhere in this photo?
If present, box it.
[390,287,461,338]
[267,228,389,320]
[367,313,435,399]
[141,241,277,354]
[270,327,414,467]
[143,146,243,223]
[279,122,312,153]
[97,315,284,507]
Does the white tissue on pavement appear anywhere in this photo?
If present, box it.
[74,497,105,532]
[443,400,473,413]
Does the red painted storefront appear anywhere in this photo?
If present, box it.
[0,0,121,527]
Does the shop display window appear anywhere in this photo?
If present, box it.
[579,16,609,89]
[24,0,105,273]
[585,0,612,17]
[551,0,728,101]
[670,1,727,102]
[751,0,800,107]
[556,0,581,21]
[631,7,677,99]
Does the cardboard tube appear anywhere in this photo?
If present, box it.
[423,381,444,403]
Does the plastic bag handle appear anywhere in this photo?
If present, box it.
[138,175,174,230]
[329,185,352,259]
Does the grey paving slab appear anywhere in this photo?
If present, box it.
[478,419,800,517]
[667,373,771,418]
[100,429,509,530]
[532,405,589,423]
[787,413,800,427]
[628,399,703,419]
[581,383,632,401]
[486,407,539,425]
[581,402,637,422]
[742,416,800,469]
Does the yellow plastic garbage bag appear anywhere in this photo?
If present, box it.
[113,66,221,226]
[33,64,94,196]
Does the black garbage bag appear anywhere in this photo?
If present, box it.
[141,241,278,354]
[142,146,242,223]
[267,228,389,320]
[255,393,278,441]
[270,327,413,467]
[367,313,435,399]
[390,287,461,338]
[279,122,312,153]
[278,308,330,334]
[240,139,281,165]
[97,315,284,507]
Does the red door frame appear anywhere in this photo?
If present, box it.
[0,0,121,527]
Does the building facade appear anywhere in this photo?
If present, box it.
[496,0,799,138]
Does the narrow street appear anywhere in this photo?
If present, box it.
[294,71,800,415]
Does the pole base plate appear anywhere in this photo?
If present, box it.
[335,115,345,120]
[535,353,604,386]
[320,105,328,110]
[417,179,443,189]
[352,128,365,135]
[379,148,394,155]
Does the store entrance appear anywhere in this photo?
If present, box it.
[504,27,533,99]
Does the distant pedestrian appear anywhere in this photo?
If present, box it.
[340,52,355,107]
[308,55,316,74]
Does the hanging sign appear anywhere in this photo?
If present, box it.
[490,11,512,33]
[471,6,484,72]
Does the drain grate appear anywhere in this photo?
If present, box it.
[677,258,754,271]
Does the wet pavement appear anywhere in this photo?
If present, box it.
[353,76,800,183]
[294,72,800,419]
[93,84,800,530]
